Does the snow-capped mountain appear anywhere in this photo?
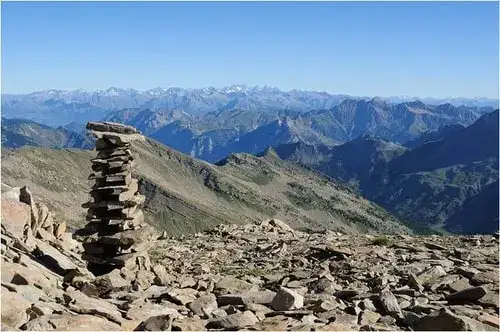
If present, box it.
[2,85,498,127]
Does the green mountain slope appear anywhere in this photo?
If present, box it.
[1,138,412,236]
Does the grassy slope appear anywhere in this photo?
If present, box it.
[1,138,412,236]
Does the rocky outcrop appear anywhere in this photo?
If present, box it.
[2,186,68,242]
[79,122,156,274]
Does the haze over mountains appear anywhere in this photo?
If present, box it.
[2,86,498,127]
[2,86,498,236]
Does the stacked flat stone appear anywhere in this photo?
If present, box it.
[81,121,153,272]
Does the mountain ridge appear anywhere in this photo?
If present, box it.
[270,110,499,234]
[1,136,415,236]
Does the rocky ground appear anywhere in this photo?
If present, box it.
[2,190,500,331]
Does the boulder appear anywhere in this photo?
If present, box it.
[207,310,259,329]
[166,287,198,306]
[126,302,180,321]
[152,264,174,286]
[171,317,206,331]
[21,314,123,331]
[2,261,59,293]
[32,240,79,275]
[414,308,488,331]
[378,288,401,315]
[64,290,123,324]
[1,291,31,328]
[2,283,45,303]
[359,310,381,325]
[271,287,304,311]
[1,198,31,238]
[416,266,447,287]
[446,286,487,304]
[189,293,218,318]
[217,290,277,306]
[134,315,172,331]
[215,276,259,295]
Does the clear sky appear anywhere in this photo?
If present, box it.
[2,1,499,98]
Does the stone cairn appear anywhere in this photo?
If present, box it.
[80,121,154,275]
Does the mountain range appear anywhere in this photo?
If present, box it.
[104,99,494,163]
[3,86,497,127]
[3,98,494,165]
[2,87,498,236]
[271,110,499,235]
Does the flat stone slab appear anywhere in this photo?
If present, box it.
[87,121,141,134]
[22,313,123,331]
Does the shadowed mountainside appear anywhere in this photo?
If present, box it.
[271,110,499,234]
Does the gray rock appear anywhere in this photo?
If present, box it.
[424,242,447,251]
[310,277,338,294]
[217,294,247,306]
[152,264,174,286]
[31,302,68,317]
[87,121,141,134]
[378,288,401,315]
[171,317,206,331]
[21,314,122,331]
[127,302,180,321]
[470,271,499,286]
[179,276,197,288]
[448,278,472,293]
[330,312,359,327]
[333,289,360,299]
[446,286,487,304]
[217,290,276,306]
[133,270,155,291]
[312,299,339,313]
[401,310,423,327]
[63,290,123,324]
[359,310,381,325]
[207,310,259,329]
[166,288,198,306]
[360,299,377,312]
[477,313,500,329]
[456,266,481,279]
[245,303,273,315]
[415,308,495,331]
[215,276,258,295]
[2,283,46,303]
[478,291,499,309]
[32,240,78,275]
[189,294,218,318]
[1,291,31,328]
[136,315,173,331]
[271,287,304,311]
[94,268,130,294]
[416,266,447,287]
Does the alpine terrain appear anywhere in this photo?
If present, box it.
[1,122,498,332]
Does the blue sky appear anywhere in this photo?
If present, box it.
[2,1,499,98]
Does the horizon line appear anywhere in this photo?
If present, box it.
[2,84,499,101]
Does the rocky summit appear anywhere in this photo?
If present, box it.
[1,189,499,331]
